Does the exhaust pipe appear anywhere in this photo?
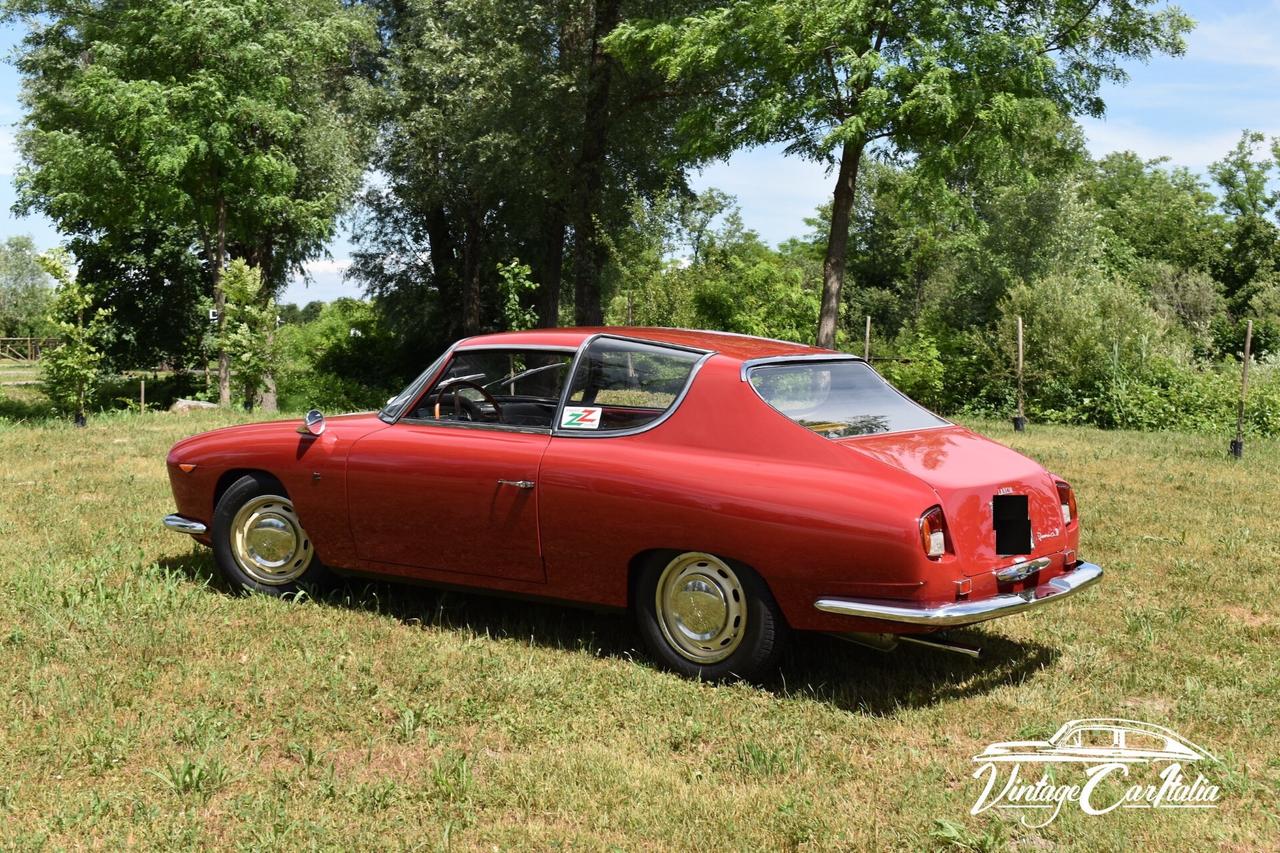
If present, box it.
[829,631,981,659]
[899,634,981,659]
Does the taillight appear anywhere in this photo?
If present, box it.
[1056,481,1077,526]
[919,506,947,558]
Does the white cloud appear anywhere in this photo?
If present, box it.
[1188,4,1280,72]
[282,257,361,304]
[1079,116,1279,172]
[300,258,352,277]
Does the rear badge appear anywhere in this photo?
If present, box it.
[561,406,603,430]
[993,493,1032,555]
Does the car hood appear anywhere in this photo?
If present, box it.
[835,426,1067,575]
[169,411,387,456]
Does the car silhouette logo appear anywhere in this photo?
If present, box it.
[973,718,1216,766]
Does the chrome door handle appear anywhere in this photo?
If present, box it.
[497,479,535,489]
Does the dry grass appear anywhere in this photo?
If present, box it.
[0,409,1277,850]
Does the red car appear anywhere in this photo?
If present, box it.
[163,327,1102,680]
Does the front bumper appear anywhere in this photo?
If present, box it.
[163,514,208,536]
[813,561,1102,628]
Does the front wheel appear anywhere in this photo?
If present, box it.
[635,551,788,681]
[212,473,333,596]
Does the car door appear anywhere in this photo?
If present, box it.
[344,346,573,583]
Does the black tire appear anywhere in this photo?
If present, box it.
[211,473,333,596]
[635,551,789,682]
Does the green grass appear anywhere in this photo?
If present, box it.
[0,410,1276,849]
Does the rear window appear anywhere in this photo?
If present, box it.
[748,360,948,438]
[561,337,702,432]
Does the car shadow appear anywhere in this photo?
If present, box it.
[157,550,1060,716]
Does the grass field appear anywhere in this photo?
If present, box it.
[0,408,1276,850]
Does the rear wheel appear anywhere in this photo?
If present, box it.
[212,473,332,595]
[635,551,788,681]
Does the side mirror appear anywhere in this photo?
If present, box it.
[297,409,326,436]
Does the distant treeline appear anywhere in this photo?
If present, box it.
[6,0,1278,432]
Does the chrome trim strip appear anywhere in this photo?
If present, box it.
[163,514,208,536]
[739,353,862,382]
[578,332,713,356]
[550,333,715,439]
[995,556,1052,583]
[814,562,1103,627]
[454,343,578,353]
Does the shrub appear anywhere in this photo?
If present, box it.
[878,330,945,410]
[276,299,401,412]
[39,251,113,422]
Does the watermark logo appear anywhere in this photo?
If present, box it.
[970,718,1221,828]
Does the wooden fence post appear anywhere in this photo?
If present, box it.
[1013,316,1027,432]
[863,316,871,361]
[1231,319,1253,460]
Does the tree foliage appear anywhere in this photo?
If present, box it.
[216,260,278,408]
[0,236,54,338]
[39,251,113,422]
[7,0,376,398]
[350,0,714,363]
[608,0,1193,346]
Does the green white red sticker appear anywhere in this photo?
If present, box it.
[561,406,602,429]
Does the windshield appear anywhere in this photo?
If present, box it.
[380,350,449,422]
[748,360,948,438]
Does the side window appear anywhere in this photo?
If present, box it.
[1076,729,1119,749]
[560,338,701,433]
[408,348,573,428]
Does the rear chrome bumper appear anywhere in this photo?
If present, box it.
[162,514,208,536]
[814,561,1103,627]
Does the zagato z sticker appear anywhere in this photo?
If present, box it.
[561,406,602,430]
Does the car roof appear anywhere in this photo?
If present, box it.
[455,327,833,362]
[1052,718,1195,745]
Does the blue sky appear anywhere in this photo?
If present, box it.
[2,1,1279,305]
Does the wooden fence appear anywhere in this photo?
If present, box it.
[0,338,60,361]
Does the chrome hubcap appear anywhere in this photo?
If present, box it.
[230,495,313,585]
[655,552,746,664]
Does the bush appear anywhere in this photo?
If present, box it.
[276,299,402,412]
[878,330,945,410]
[40,252,113,422]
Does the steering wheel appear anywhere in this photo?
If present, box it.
[429,379,503,423]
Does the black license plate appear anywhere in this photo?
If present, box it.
[993,494,1032,555]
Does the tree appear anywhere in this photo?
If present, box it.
[497,260,539,332]
[608,0,1193,347]
[1209,131,1279,305]
[351,0,712,357]
[40,250,112,424]
[8,0,376,405]
[1087,151,1223,273]
[217,260,278,409]
[0,235,54,338]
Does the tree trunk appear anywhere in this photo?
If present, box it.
[461,215,482,336]
[213,197,231,406]
[817,138,865,349]
[537,207,567,327]
[425,203,460,338]
[253,237,279,413]
[571,0,620,327]
[260,326,278,413]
